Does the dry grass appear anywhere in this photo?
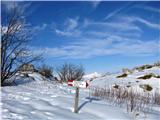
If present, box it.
[89,85,160,112]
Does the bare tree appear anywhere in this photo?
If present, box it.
[1,4,41,85]
[57,63,85,82]
[38,64,53,79]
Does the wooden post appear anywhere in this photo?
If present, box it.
[74,87,79,113]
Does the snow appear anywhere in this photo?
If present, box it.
[28,72,45,81]
[83,72,101,80]
[90,66,160,93]
[130,66,160,77]
[1,66,160,120]
[1,81,134,120]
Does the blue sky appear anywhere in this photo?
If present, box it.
[2,1,160,73]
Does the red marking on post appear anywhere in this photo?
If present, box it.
[68,80,89,88]
[67,80,74,86]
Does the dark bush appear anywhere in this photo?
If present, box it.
[135,65,153,71]
[126,85,131,88]
[154,75,160,78]
[38,64,53,78]
[138,73,160,79]
[139,84,153,91]
[113,84,119,89]
[137,74,153,79]
[116,73,127,78]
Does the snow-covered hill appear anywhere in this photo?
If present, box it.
[2,72,53,86]
[90,66,160,93]
[1,64,160,120]
[83,72,101,80]
[129,66,160,78]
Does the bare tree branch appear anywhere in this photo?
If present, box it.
[1,4,42,86]
[56,63,85,82]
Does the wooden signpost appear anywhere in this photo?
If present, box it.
[74,87,79,113]
[67,80,89,113]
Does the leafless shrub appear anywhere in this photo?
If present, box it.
[19,63,35,72]
[38,64,53,78]
[56,63,85,82]
[122,68,132,74]
[153,61,160,67]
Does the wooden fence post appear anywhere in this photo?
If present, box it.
[74,87,79,113]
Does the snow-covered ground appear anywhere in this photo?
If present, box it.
[1,66,160,120]
[1,81,127,120]
[2,81,160,120]
[83,72,102,80]
[90,66,160,93]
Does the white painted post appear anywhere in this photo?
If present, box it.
[74,87,79,113]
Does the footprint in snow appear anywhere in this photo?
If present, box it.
[3,109,9,112]
[10,113,23,120]
[30,111,36,114]
[23,97,30,101]
[50,95,57,98]
[45,112,52,115]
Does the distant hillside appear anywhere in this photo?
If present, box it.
[90,62,160,93]
[83,72,102,80]
[122,61,160,74]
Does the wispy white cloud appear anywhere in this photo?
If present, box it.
[31,47,68,58]
[66,18,78,31]
[31,37,158,59]
[55,29,72,36]
[83,18,142,32]
[55,29,81,37]
[55,17,81,37]
[2,1,18,11]
[144,6,160,13]
[52,9,159,59]
[91,1,101,9]
[33,23,47,31]
[2,1,32,14]
[120,16,160,30]
[135,5,160,13]
[134,17,160,30]
[104,2,131,20]
[55,17,141,39]
[85,30,141,38]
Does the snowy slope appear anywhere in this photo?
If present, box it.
[1,81,130,120]
[129,66,160,77]
[90,66,160,93]
[83,72,101,80]
[2,80,160,120]
[1,66,160,120]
